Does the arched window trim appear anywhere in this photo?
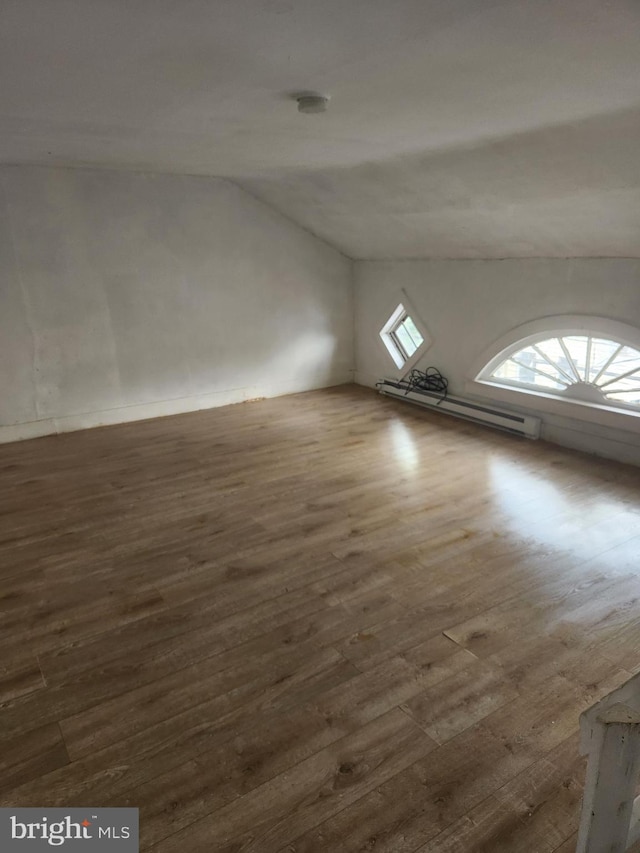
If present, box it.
[467,315,640,429]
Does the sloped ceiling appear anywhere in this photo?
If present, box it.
[1,0,639,258]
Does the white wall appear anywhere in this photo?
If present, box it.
[0,166,354,441]
[355,259,640,465]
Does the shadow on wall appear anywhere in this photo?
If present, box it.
[260,331,341,391]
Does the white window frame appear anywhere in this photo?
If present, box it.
[466,315,640,430]
[379,300,431,374]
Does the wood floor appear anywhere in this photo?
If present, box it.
[2,385,640,852]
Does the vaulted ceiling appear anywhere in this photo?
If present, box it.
[2,0,639,258]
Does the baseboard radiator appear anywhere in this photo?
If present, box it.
[378,379,541,439]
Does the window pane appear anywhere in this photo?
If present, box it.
[534,338,576,382]
[402,316,424,347]
[535,338,565,362]
[492,359,521,382]
[492,358,565,389]
[380,304,428,368]
[511,346,570,386]
[398,320,421,351]
[601,370,640,393]
[562,336,589,380]
[588,338,621,381]
[604,346,640,379]
[394,324,418,357]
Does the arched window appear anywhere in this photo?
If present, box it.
[477,322,640,412]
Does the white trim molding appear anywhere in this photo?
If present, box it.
[377,289,432,377]
[467,315,640,433]
[0,371,352,445]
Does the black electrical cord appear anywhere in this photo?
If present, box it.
[404,367,448,402]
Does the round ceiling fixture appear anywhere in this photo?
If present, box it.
[296,94,329,114]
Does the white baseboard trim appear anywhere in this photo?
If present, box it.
[355,371,640,467]
[0,373,353,445]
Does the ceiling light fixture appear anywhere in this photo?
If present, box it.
[295,93,329,114]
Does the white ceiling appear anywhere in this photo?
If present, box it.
[2,0,639,258]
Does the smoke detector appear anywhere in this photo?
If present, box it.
[295,93,329,114]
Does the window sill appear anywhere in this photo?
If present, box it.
[465,379,640,434]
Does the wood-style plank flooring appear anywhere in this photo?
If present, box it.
[2,385,640,852]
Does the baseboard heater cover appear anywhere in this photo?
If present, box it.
[378,379,541,439]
